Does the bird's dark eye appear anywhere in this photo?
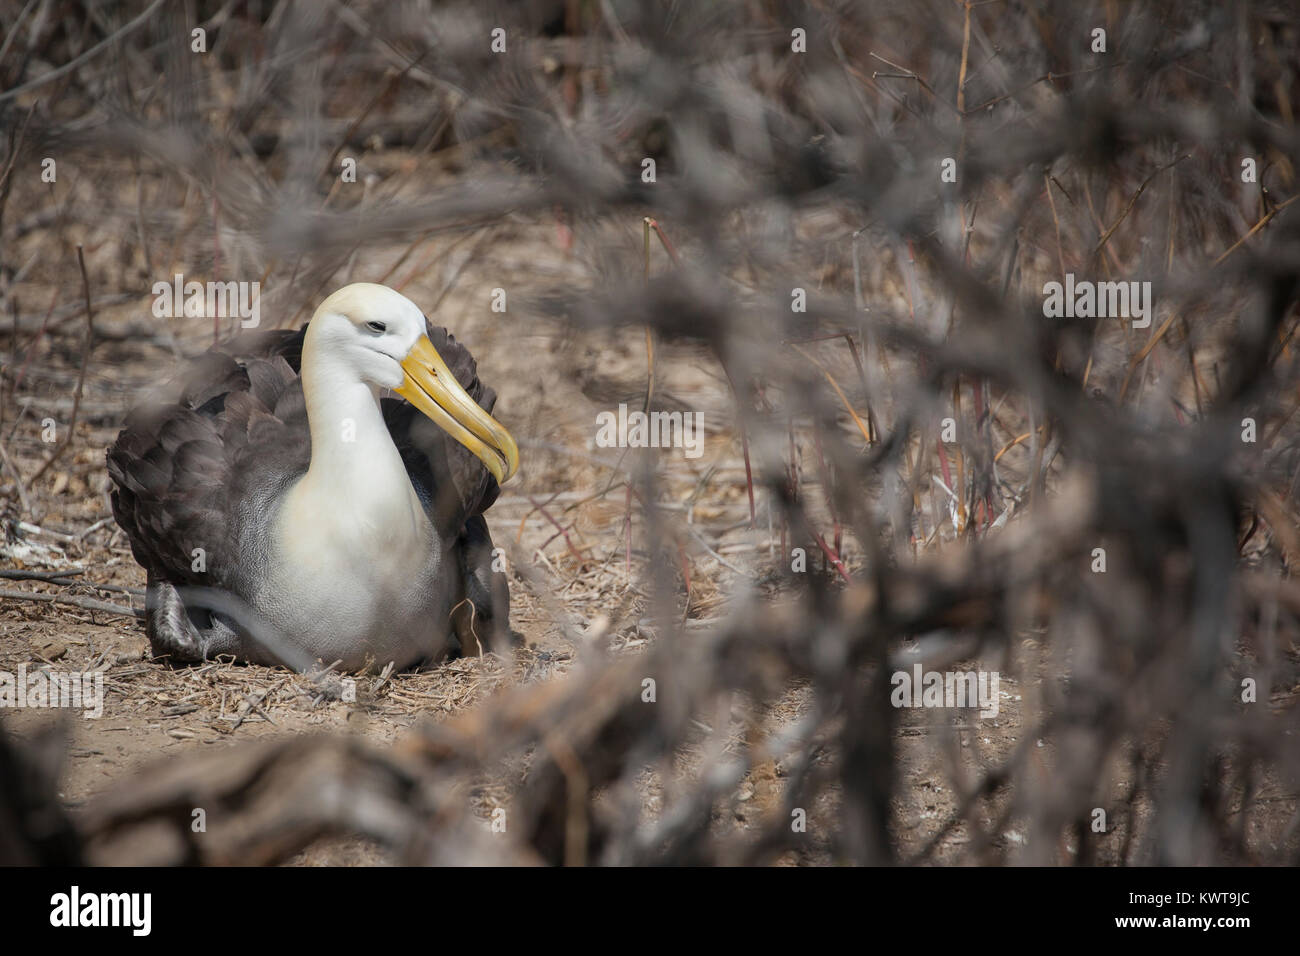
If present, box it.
[365,321,387,334]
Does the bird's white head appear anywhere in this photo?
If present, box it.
[305,283,518,484]
[309,283,429,390]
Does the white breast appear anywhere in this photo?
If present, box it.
[260,463,444,668]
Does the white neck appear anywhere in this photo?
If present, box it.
[277,341,431,562]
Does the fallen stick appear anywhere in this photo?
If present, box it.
[0,587,144,619]
[0,568,83,581]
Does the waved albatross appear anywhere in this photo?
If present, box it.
[107,283,519,671]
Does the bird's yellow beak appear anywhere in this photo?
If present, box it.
[397,335,519,484]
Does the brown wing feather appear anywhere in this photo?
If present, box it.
[107,333,305,591]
